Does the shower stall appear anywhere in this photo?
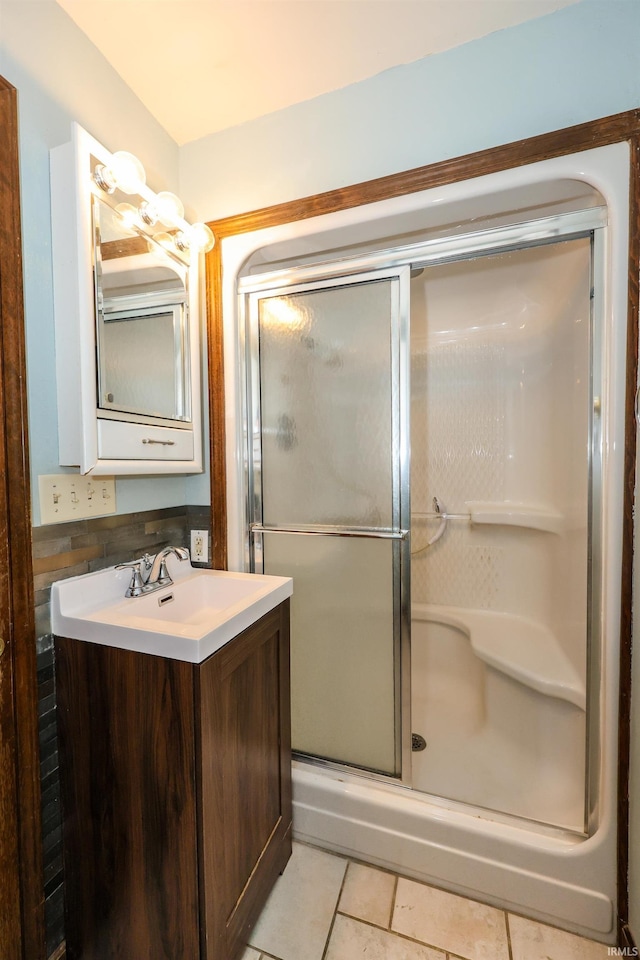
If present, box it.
[221,140,631,943]
[408,239,593,833]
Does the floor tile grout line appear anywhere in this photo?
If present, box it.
[505,910,514,960]
[389,871,400,930]
[319,854,351,960]
[332,910,472,957]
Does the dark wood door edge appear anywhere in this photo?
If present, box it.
[0,74,45,960]
[205,109,640,941]
[621,921,638,951]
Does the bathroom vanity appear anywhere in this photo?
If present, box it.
[53,565,292,960]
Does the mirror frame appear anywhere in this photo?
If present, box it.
[50,123,203,476]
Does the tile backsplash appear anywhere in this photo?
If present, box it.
[33,504,211,958]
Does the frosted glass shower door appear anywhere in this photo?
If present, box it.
[245,269,409,777]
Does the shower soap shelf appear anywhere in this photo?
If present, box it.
[423,605,585,710]
[465,501,563,535]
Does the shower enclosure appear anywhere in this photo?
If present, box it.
[408,238,594,833]
[243,214,599,835]
[220,137,631,943]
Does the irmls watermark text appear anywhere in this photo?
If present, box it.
[607,949,639,957]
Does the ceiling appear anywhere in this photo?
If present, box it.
[55,0,582,146]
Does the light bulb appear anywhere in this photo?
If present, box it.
[174,230,190,252]
[93,163,117,194]
[152,232,176,253]
[109,151,146,194]
[138,200,158,226]
[187,222,215,253]
[115,202,140,231]
[154,191,184,227]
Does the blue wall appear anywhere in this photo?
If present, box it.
[0,0,191,522]
[3,0,639,520]
[182,0,640,219]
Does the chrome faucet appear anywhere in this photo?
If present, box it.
[146,545,190,587]
[117,545,190,598]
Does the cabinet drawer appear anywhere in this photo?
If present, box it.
[97,419,194,460]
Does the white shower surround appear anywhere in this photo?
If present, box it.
[221,142,630,942]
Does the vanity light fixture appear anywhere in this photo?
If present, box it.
[93,149,215,254]
[174,230,190,252]
[93,150,146,195]
[114,202,141,231]
[186,222,215,253]
[138,200,159,226]
[172,223,216,254]
[154,191,185,227]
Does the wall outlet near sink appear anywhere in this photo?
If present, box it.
[190,529,209,564]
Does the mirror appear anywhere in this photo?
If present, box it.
[93,196,191,426]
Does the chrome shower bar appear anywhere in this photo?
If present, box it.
[412,512,470,522]
[251,523,409,540]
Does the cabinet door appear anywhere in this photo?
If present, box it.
[198,602,292,960]
[56,639,201,960]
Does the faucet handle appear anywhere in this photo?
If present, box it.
[154,558,172,586]
[115,561,146,598]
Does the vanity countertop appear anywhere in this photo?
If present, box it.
[51,561,292,663]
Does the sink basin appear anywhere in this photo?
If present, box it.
[51,559,293,663]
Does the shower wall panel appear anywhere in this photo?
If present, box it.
[409,236,592,829]
[410,239,591,668]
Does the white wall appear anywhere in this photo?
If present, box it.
[0,0,194,522]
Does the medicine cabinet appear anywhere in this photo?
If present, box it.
[50,123,206,475]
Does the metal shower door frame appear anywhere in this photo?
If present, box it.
[241,266,413,783]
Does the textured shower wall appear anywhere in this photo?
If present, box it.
[411,336,507,610]
[409,240,591,673]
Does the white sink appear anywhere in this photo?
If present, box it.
[51,558,293,663]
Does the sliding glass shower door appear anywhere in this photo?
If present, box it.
[244,269,410,777]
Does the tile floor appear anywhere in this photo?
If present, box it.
[241,841,613,960]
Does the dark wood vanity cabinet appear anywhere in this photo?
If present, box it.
[55,601,292,960]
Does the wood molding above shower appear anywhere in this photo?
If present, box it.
[205,108,640,943]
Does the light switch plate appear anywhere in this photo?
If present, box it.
[39,474,116,525]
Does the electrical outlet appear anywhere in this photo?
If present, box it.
[190,529,209,564]
[39,474,116,524]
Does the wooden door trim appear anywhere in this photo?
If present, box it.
[206,109,640,940]
[0,74,45,959]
